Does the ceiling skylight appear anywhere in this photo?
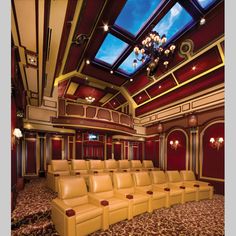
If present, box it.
[196,0,217,9]
[153,2,193,42]
[118,51,143,75]
[114,0,163,36]
[95,33,128,65]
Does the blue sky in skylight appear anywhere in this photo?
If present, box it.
[196,0,216,9]
[115,0,163,36]
[153,3,193,42]
[118,52,143,75]
[95,33,128,65]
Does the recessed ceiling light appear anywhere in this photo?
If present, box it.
[139,96,142,100]
[111,85,114,88]
[104,24,109,32]
[158,85,162,89]
[200,18,206,25]
[85,77,88,80]
[192,66,196,71]
[113,102,116,105]
[130,78,133,82]
[110,70,113,74]
[86,59,90,65]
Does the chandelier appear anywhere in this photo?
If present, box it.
[85,96,95,103]
[133,31,176,77]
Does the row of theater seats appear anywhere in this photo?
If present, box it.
[46,159,159,192]
[51,170,213,236]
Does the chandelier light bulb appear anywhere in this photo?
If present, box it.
[163,61,169,67]
[164,49,170,55]
[103,24,109,31]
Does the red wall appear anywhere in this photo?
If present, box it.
[25,139,36,174]
[167,130,187,170]
[202,122,224,179]
[51,139,62,159]
[114,143,121,160]
[144,138,159,167]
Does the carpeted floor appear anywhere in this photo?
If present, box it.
[11,178,224,236]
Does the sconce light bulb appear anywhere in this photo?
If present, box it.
[218,137,224,143]
[210,137,215,143]
[170,140,173,145]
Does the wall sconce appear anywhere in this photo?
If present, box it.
[169,140,180,150]
[209,137,224,150]
[13,128,23,139]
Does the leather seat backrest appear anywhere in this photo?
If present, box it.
[118,160,130,169]
[150,171,167,184]
[142,160,154,168]
[113,172,134,189]
[104,159,118,169]
[89,160,104,170]
[71,159,88,170]
[89,174,113,193]
[180,170,196,181]
[166,171,182,183]
[58,176,88,206]
[51,160,69,172]
[133,172,152,187]
[131,160,142,169]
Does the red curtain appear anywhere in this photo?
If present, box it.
[83,141,104,159]
[145,140,159,167]
[114,143,121,160]
[25,140,36,174]
[76,142,82,159]
[202,122,224,179]
[51,139,62,160]
[167,130,186,170]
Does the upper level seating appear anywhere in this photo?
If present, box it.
[130,160,143,171]
[88,174,129,228]
[132,171,168,210]
[113,172,150,217]
[46,160,70,192]
[51,176,104,236]
[166,170,197,203]
[180,170,213,201]
[150,170,183,206]
[118,160,131,172]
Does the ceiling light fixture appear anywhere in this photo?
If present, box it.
[85,96,95,103]
[110,70,113,74]
[86,59,90,65]
[200,18,206,25]
[133,31,176,77]
[103,24,109,32]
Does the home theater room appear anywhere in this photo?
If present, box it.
[10,0,225,235]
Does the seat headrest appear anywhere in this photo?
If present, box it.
[71,159,87,170]
[180,170,196,181]
[89,160,104,170]
[51,160,69,172]
[105,159,118,169]
[113,172,133,189]
[166,171,181,182]
[150,171,167,184]
[58,176,87,200]
[142,160,154,168]
[133,172,151,186]
[131,160,142,168]
[118,160,130,169]
[89,174,113,193]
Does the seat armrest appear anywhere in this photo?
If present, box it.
[88,193,109,207]
[52,198,72,213]
[196,181,211,186]
[152,186,169,193]
[114,190,133,200]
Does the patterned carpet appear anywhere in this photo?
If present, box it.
[11,178,224,236]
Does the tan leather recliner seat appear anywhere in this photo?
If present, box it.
[166,170,197,203]
[89,160,104,173]
[113,172,150,217]
[70,159,89,175]
[104,159,118,173]
[88,174,129,229]
[132,171,168,210]
[51,176,104,236]
[180,170,213,201]
[46,160,70,192]
[118,160,131,172]
[130,160,143,172]
[142,160,160,171]
[150,170,183,206]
